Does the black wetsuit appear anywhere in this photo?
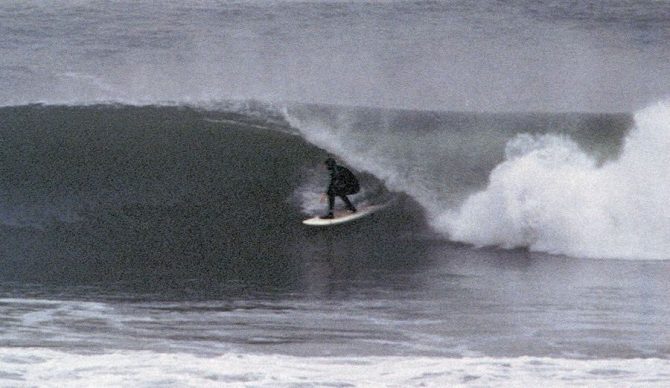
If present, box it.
[326,164,360,213]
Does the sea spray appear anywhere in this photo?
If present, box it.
[441,101,670,260]
[283,106,472,215]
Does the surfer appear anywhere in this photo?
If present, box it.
[320,158,359,219]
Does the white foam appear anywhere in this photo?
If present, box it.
[439,101,670,260]
[1,348,668,387]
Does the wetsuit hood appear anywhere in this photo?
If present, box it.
[324,158,337,169]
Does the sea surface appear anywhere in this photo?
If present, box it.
[1,1,669,387]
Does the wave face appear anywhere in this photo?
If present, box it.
[0,104,322,286]
[0,104,431,288]
[440,102,670,260]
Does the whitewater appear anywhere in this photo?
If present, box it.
[442,102,670,260]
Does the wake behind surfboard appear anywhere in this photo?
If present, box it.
[302,203,389,226]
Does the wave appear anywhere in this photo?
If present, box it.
[0,100,663,277]
[285,106,624,210]
[438,101,670,260]
[284,103,667,260]
[0,103,429,286]
[284,101,670,260]
[3,347,670,387]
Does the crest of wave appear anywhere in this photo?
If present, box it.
[283,108,447,216]
[439,101,670,260]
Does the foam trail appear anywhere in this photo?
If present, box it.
[440,101,670,260]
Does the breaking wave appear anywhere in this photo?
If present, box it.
[439,102,670,260]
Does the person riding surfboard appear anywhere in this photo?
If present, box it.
[320,158,360,219]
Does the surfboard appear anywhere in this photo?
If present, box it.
[302,203,388,226]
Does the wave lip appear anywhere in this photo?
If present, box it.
[440,101,670,260]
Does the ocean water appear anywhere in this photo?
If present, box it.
[1,1,669,387]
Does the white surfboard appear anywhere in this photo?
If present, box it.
[302,203,388,226]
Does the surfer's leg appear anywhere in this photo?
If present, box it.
[328,193,335,212]
[319,193,335,219]
[339,195,357,212]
